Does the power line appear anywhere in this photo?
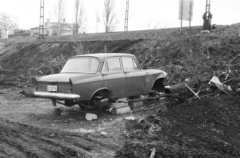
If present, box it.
[39,0,44,37]
[124,0,129,31]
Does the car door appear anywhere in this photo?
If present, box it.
[122,57,147,96]
[102,57,127,98]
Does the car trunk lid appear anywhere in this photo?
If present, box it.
[36,73,91,93]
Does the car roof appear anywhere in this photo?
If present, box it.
[72,53,135,62]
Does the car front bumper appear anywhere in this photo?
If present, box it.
[34,92,80,100]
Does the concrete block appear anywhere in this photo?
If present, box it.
[85,113,97,121]
[111,106,131,114]
[109,102,128,109]
[118,98,128,102]
[61,111,70,116]
[129,101,144,109]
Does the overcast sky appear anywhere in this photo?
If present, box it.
[0,0,240,33]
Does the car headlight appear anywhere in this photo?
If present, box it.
[162,71,168,77]
[159,71,168,77]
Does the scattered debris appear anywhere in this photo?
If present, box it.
[53,108,62,116]
[116,96,240,158]
[19,90,34,97]
[0,74,6,81]
[124,116,135,120]
[107,98,131,114]
[185,83,201,99]
[107,100,120,112]
[61,111,69,116]
[149,148,156,158]
[72,104,81,112]
[109,102,128,110]
[129,98,144,109]
[209,75,236,95]
[69,128,96,133]
[111,106,131,115]
[85,113,97,121]
[101,131,108,136]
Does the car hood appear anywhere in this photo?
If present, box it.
[37,73,99,83]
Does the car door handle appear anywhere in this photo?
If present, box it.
[124,71,129,74]
[101,73,108,76]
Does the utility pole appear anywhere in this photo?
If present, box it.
[39,0,44,38]
[189,0,193,31]
[202,0,212,31]
[180,0,183,32]
[124,0,129,31]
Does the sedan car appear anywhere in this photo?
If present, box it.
[33,53,168,108]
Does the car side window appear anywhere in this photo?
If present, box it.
[122,57,140,71]
[102,61,109,72]
[132,59,139,70]
[103,58,122,73]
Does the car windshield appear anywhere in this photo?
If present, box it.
[61,57,99,73]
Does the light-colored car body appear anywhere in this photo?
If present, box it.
[34,53,167,107]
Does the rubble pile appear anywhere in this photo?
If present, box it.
[117,96,240,158]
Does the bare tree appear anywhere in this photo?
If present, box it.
[0,13,19,38]
[74,0,86,34]
[55,0,66,35]
[103,0,118,32]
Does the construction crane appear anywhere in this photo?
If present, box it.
[124,0,129,31]
[39,0,44,38]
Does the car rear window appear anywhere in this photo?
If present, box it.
[61,57,99,73]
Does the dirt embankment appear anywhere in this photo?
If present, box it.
[0,25,240,87]
[0,39,142,85]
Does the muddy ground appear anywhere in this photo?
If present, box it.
[1,85,240,158]
[0,85,121,157]
[0,85,164,158]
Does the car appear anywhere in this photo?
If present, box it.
[33,53,168,109]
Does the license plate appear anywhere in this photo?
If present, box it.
[47,85,57,92]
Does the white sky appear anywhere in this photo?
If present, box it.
[0,0,240,33]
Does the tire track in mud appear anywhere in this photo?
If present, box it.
[0,118,116,158]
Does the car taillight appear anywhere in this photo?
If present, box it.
[69,78,73,92]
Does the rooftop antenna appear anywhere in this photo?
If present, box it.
[39,0,44,38]
[124,0,129,31]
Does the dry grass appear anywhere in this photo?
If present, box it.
[0,27,196,43]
